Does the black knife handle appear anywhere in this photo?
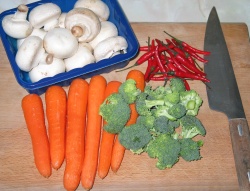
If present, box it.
[229,118,250,191]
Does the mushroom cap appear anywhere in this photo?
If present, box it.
[94,36,128,62]
[64,43,95,72]
[64,7,101,43]
[17,28,47,48]
[74,0,110,21]
[28,3,61,29]
[15,36,45,72]
[89,21,118,49]
[58,13,67,28]
[29,54,65,82]
[43,28,78,59]
[2,9,33,39]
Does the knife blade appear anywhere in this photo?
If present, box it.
[204,7,250,190]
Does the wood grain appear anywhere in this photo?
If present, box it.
[0,23,250,191]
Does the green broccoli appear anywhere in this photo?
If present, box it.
[119,124,152,151]
[180,90,203,116]
[164,91,180,105]
[152,105,176,121]
[179,115,206,139]
[135,92,151,116]
[169,78,186,93]
[146,134,181,169]
[99,93,131,134]
[118,79,141,104]
[136,115,155,130]
[145,99,165,109]
[180,138,204,161]
[168,103,186,119]
[153,116,175,134]
[145,85,171,100]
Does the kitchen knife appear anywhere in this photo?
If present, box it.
[204,7,250,191]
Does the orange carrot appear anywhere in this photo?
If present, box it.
[63,79,88,191]
[81,75,107,190]
[111,69,145,173]
[22,94,51,178]
[98,81,122,179]
[45,86,67,170]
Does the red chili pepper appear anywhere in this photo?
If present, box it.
[168,70,210,82]
[154,45,169,78]
[164,31,211,55]
[184,47,208,63]
[183,79,190,90]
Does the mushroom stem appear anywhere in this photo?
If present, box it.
[46,54,54,65]
[14,4,29,20]
[71,26,84,38]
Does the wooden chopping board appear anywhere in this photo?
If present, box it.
[0,23,250,191]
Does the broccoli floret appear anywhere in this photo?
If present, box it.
[168,103,186,119]
[170,78,186,93]
[153,116,175,134]
[152,105,176,121]
[146,134,180,169]
[145,99,165,108]
[164,91,180,105]
[179,115,206,139]
[135,92,151,116]
[180,138,204,161]
[119,79,141,104]
[145,85,171,100]
[136,115,155,130]
[119,124,152,151]
[99,93,131,134]
[180,90,203,116]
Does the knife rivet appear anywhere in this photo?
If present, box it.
[247,171,250,183]
[237,124,243,136]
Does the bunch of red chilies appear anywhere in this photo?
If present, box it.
[122,32,211,90]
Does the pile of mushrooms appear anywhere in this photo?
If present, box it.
[2,0,128,83]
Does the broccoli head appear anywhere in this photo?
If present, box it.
[135,92,151,116]
[168,103,186,119]
[119,124,152,151]
[145,85,171,100]
[180,90,203,116]
[180,138,204,161]
[164,91,180,105]
[118,79,141,104]
[146,134,180,169]
[170,78,186,93]
[153,116,175,134]
[136,115,155,130]
[152,105,176,121]
[99,93,131,134]
[179,115,206,139]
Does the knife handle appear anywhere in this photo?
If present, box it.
[229,118,250,191]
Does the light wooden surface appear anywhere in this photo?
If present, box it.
[0,23,250,191]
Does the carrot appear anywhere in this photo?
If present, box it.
[98,81,122,179]
[111,69,145,173]
[63,79,88,191]
[81,75,107,190]
[21,94,51,178]
[45,86,67,170]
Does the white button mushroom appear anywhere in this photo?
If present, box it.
[17,28,47,49]
[15,36,45,72]
[58,13,67,28]
[28,3,61,31]
[74,0,110,21]
[64,8,101,43]
[29,54,66,82]
[94,36,128,62]
[43,27,78,59]
[64,42,95,72]
[2,4,33,39]
[89,21,118,49]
